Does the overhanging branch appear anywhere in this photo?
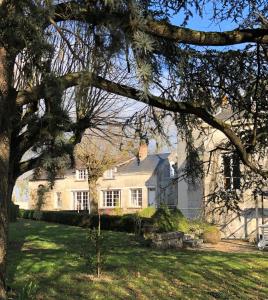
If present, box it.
[52,1,268,46]
[16,71,268,177]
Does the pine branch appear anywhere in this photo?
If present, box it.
[16,71,268,178]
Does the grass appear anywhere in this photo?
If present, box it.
[7,219,268,300]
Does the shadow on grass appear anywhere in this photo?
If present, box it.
[7,219,268,300]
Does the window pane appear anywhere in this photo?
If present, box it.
[225,177,231,190]
[103,190,120,207]
[232,154,241,178]
[56,192,62,207]
[78,169,88,180]
[233,177,241,189]
[113,190,120,207]
[104,169,113,179]
[223,154,241,190]
[138,189,142,207]
[82,192,88,210]
[77,192,81,210]
[223,156,231,177]
[130,189,142,207]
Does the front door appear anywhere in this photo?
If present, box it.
[148,187,156,207]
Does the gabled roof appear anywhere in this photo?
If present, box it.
[117,153,170,175]
[28,152,172,181]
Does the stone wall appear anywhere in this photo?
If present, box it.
[151,231,184,249]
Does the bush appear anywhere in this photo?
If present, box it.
[151,205,189,233]
[9,202,19,222]
[20,209,35,219]
[19,209,151,233]
[138,207,156,218]
[188,220,211,237]
[202,226,221,244]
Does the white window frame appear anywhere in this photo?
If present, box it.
[55,192,62,209]
[147,186,156,207]
[102,189,121,208]
[129,188,143,208]
[73,191,90,211]
[223,153,241,190]
[103,169,114,179]
[76,169,88,181]
[169,161,176,178]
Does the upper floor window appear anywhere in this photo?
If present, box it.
[223,153,241,190]
[102,190,120,208]
[169,161,176,178]
[103,169,114,179]
[76,169,88,180]
[130,188,142,207]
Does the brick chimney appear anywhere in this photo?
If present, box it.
[138,141,148,161]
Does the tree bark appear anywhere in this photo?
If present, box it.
[52,2,268,46]
[0,45,14,299]
[0,134,11,300]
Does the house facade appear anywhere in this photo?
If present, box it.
[27,144,178,214]
[176,109,268,240]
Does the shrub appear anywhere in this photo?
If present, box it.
[202,226,221,244]
[9,202,19,222]
[188,220,211,237]
[151,205,189,233]
[138,207,156,218]
[20,209,35,219]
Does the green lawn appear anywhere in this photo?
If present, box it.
[8,219,268,300]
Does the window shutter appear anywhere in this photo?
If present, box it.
[232,154,241,177]
[232,154,241,189]
[223,155,231,177]
[223,155,231,189]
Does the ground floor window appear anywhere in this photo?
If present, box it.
[130,188,142,207]
[73,191,89,211]
[148,187,156,207]
[55,192,62,208]
[102,190,120,208]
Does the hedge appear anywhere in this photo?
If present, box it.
[9,202,19,222]
[19,209,152,233]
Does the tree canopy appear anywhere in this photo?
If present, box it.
[0,0,268,297]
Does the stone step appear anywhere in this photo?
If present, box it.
[183,239,203,248]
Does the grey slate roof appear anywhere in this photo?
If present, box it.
[117,153,170,175]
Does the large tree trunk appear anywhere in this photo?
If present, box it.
[0,135,11,300]
[0,44,15,299]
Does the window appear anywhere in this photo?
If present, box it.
[169,161,176,178]
[102,190,120,208]
[55,192,62,208]
[130,188,142,207]
[223,153,241,190]
[103,169,114,179]
[76,169,88,180]
[73,191,89,211]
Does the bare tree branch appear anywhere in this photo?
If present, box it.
[16,71,268,177]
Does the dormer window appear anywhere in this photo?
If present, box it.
[103,169,114,179]
[76,169,88,180]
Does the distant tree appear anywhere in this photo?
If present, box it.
[0,0,268,297]
[75,133,131,210]
[75,133,131,278]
